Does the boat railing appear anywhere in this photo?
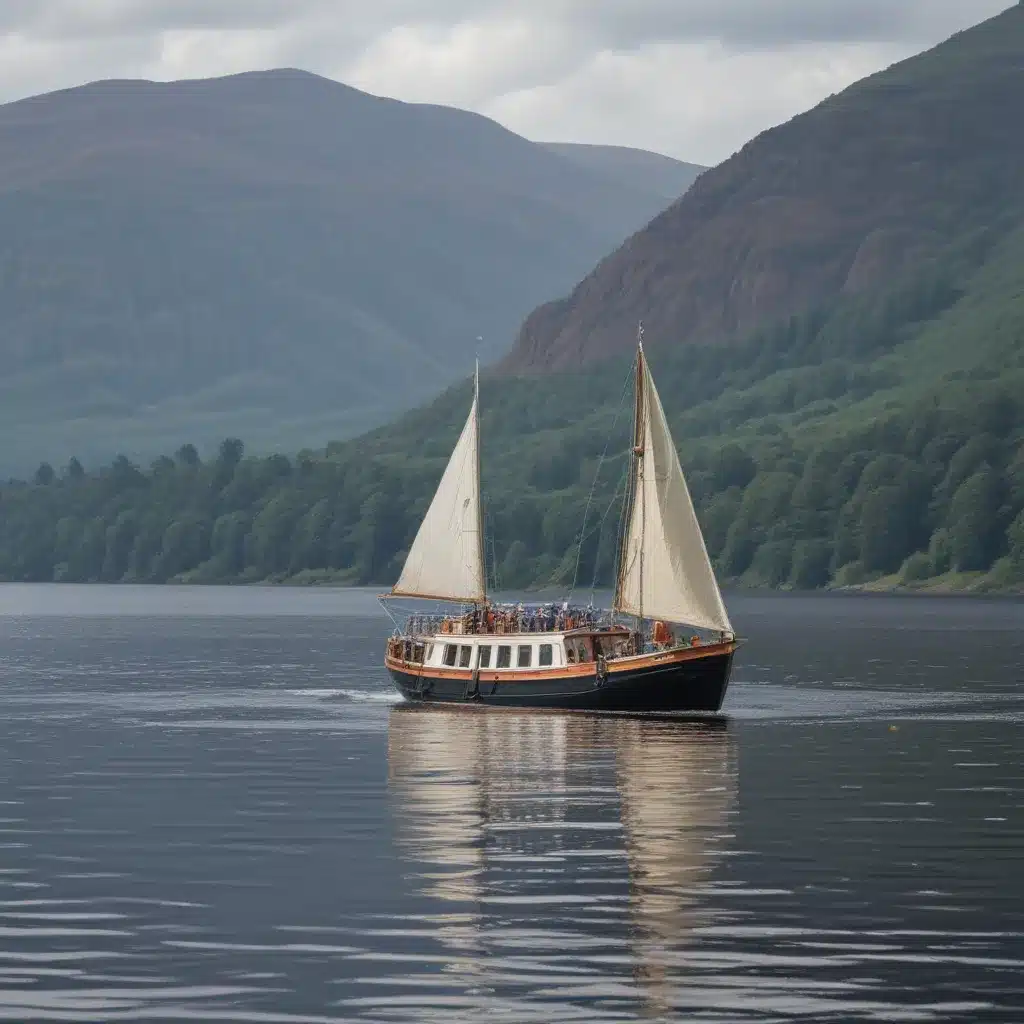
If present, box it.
[387,636,427,665]
[402,605,601,638]
[388,619,729,667]
[392,606,730,662]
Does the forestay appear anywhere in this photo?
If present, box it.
[391,376,486,604]
[615,352,733,634]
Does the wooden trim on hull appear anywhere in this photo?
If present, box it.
[387,646,734,713]
[605,641,736,675]
[385,640,736,683]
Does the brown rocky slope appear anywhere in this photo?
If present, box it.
[505,3,1024,371]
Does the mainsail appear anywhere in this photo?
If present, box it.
[391,368,486,603]
[615,344,733,634]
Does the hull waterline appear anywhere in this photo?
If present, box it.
[387,645,735,714]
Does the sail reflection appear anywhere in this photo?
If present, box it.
[615,719,736,1017]
[387,708,737,1019]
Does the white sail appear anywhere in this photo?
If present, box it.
[391,375,485,603]
[616,351,733,634]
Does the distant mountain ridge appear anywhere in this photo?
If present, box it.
[506,3,1024,370]
[0,69,698,474]
[539,143,705,202]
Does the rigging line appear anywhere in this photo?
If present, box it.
[588,458,629,607]
[566,362,636,605]
[378,595,402,633]
[489,526,501,594]
[576,465,626,551]
[482,493,501,594]
[610,357,639,619]
[574,446,628,548]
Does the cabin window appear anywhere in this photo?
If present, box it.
[497,645,512,668]
[425,644,434,661]
[412,644,425,664]
[478,646,492,668]
[443,644,458,667]
[517,645,532,668]
[539,643,553,667]
[576,642,591,663]
[566,645,576,663]
[459,646,472,668]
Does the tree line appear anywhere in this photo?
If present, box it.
[2,232,1022,593]
[1,388,1021,592]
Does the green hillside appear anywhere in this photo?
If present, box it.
[1,220,1021,592]
[1,7,1022,592]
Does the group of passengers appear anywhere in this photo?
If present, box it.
[407,603,598,637]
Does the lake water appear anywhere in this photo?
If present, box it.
[0,585,1021,1022]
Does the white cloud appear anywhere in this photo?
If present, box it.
[0,1,1011,164]
[484,38,911,165]
[346,18,589,109]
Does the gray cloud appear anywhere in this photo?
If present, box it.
[1,1,1005,45]
[550,0,1012,47]
[0,1,1010,163]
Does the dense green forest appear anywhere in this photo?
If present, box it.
[2,220,1022,593]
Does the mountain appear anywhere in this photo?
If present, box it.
[0,70,693,474]
[539,143,704,202]
[2,7,1023,593]
[507,3,1024,370]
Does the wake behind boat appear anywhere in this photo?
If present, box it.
[382,328,739,712]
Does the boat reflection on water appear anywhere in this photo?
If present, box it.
[386,707,737,1019]
[614,718,736,1016]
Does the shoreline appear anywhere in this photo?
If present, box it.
[1,577,1021,598]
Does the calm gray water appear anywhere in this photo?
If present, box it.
[0,585,1021,1022]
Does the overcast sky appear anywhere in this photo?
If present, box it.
[0,1,1010,165]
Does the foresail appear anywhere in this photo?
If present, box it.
[616,357,733,634]
[392,393,485,603]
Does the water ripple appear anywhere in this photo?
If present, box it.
[0,592,1021,1021]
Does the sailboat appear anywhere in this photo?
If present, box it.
[383,329,739,712]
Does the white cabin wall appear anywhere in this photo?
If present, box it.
[423,634,569,670]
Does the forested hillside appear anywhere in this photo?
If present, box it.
[1,222,1022,592]
[1,7,1022,593]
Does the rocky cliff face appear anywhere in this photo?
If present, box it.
[505,4,1024,371]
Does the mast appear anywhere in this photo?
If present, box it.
[635,325,646,639]
[475,359,487,608]
[614,323,646,625]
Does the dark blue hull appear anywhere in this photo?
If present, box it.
[388,649,733,713]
